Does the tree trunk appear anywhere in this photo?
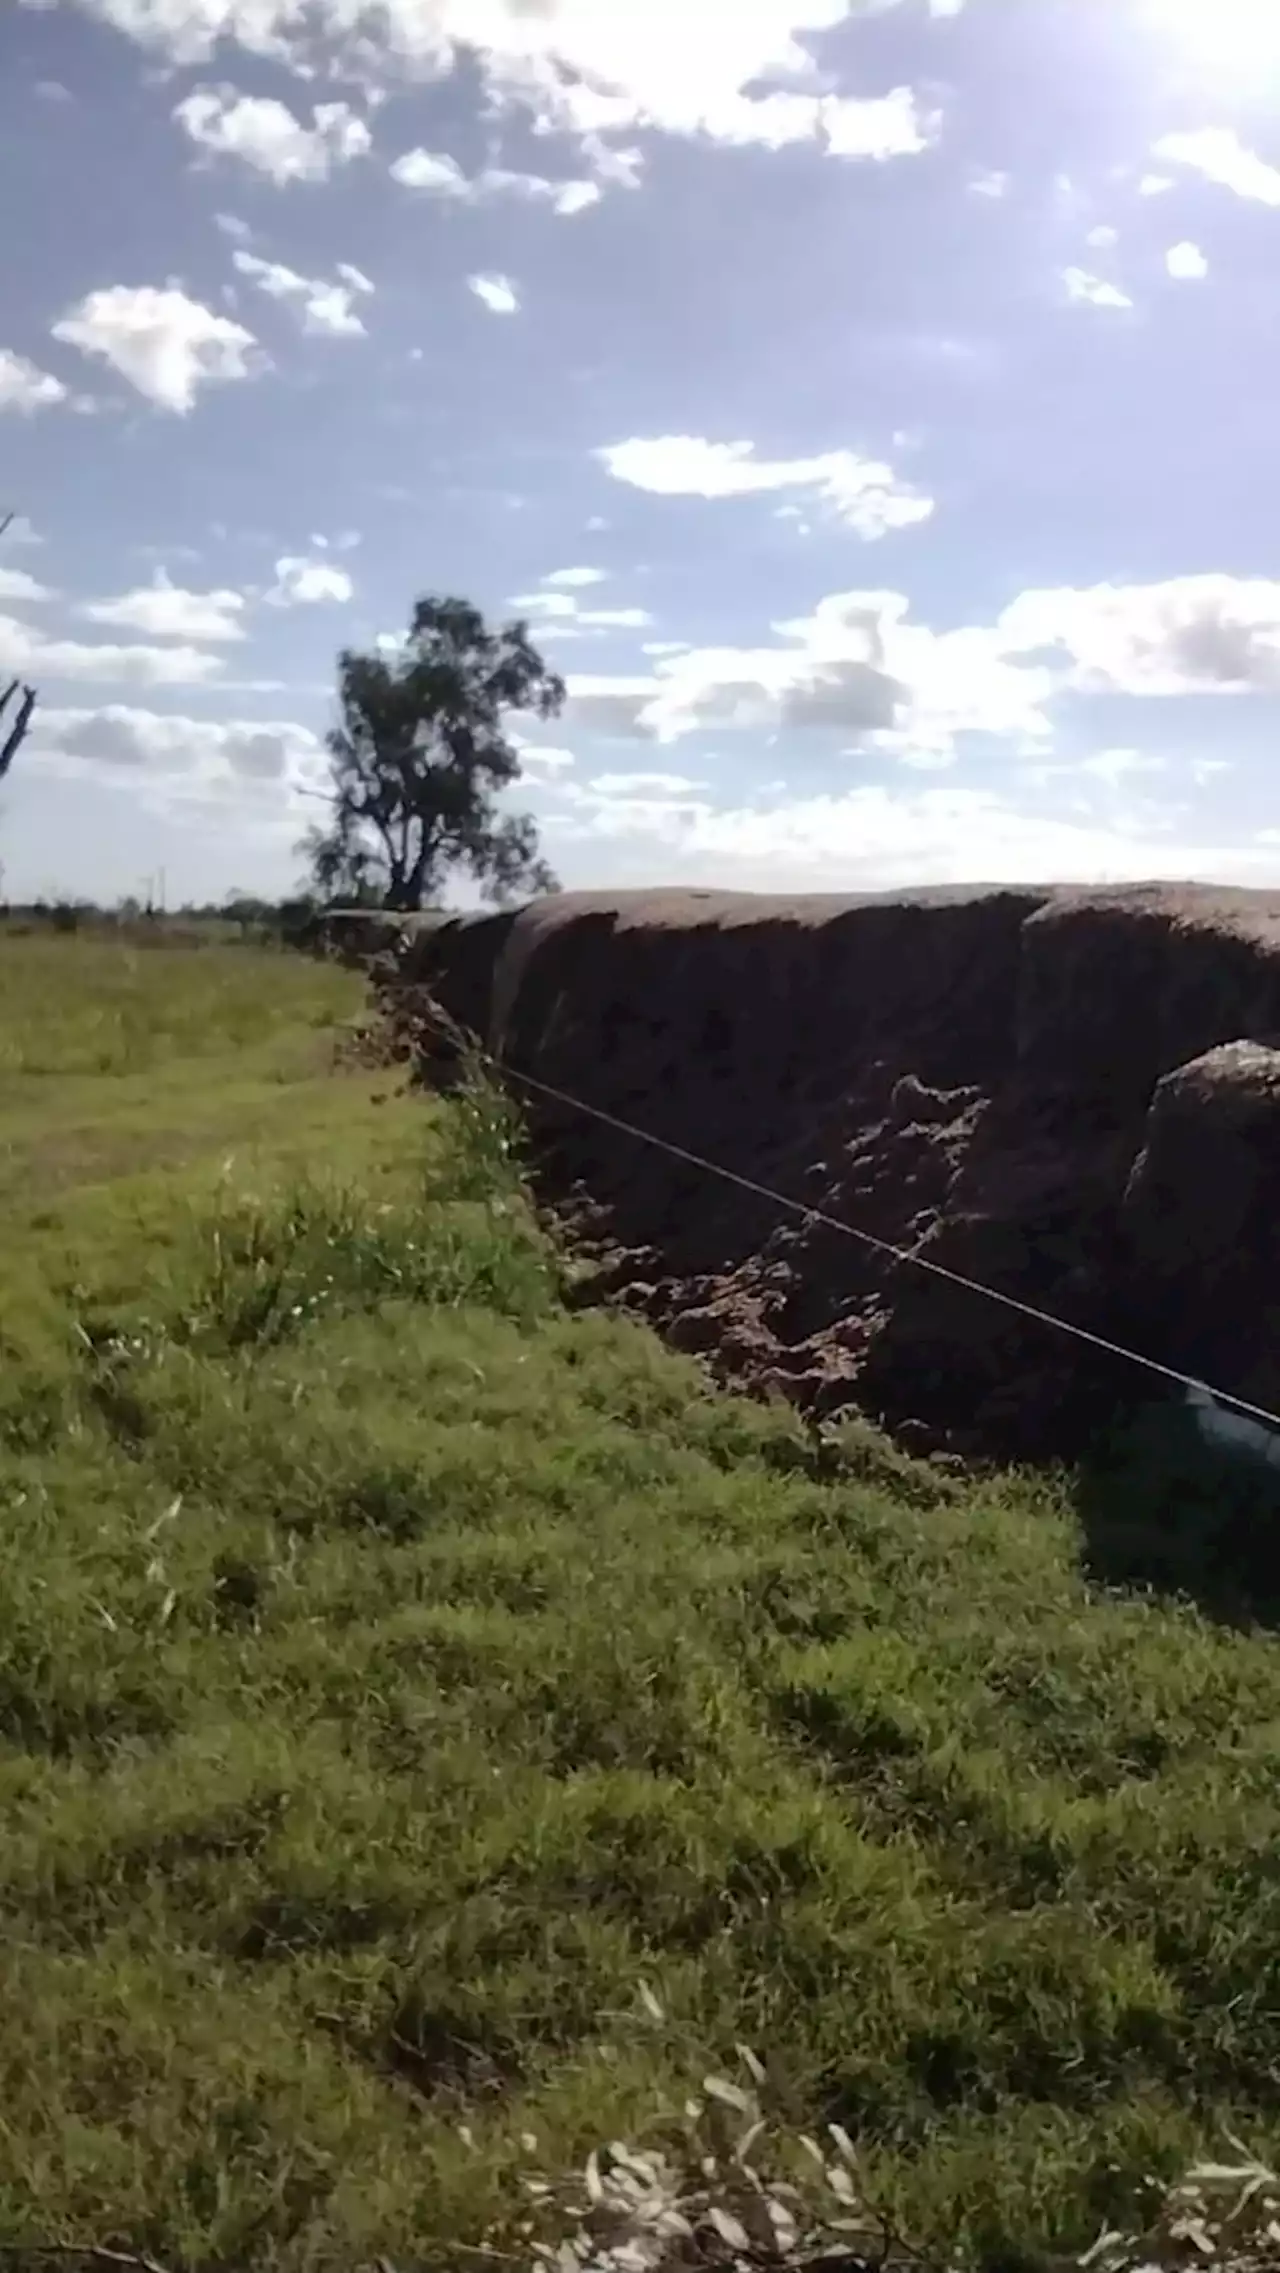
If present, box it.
[402,826,437,910]
[0,682,36,783]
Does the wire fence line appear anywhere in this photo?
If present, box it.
[468,1045,1280,1442]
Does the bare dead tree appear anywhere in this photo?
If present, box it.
[0,682,37,781]
[0,510,37,781]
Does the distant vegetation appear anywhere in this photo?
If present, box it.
[2,587,561,925]
[0,892,323,946]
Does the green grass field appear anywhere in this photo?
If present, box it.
[3,928,1280,2272]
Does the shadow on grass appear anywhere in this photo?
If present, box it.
[1076,1397,1280,1630]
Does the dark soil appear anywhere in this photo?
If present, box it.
[381,883,1280,1462]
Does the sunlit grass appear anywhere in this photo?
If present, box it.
[0,929,353,1079]
[2,930,1280,2271]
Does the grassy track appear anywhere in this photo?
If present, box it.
[2,927,1280,2271]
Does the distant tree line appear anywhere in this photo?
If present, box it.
[0,894,322,944]
[0,586,562,920]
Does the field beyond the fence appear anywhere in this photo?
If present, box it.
[3,927,1280,2272]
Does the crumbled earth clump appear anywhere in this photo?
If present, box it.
[377,883,1280,1458]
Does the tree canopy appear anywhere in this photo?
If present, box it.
[302,594,563,911]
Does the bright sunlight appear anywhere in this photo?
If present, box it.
[1147,0,1280,71]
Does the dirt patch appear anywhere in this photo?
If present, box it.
[378,884,1280,1458]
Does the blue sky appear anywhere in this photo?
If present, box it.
[5,0,1280,904]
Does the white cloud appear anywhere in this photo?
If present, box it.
[512,568,653,637]
[38,0,938,174]
[530,175,600,214]
[689,597,1047,753]
[0,611,221,688]
[1085,222,1118,248]
[969,167,1010,198]
[575,136,644,190]
[469,272,520,315]
[564,573,1280,768]
[1021,746,1170,796]
[0,347,68,413]
[561,674,658,737]
[998,574,1280,695]
[513,740,576,775]
[52,284,259,411]
[598,434,933,540]
[268,555,354,605]
[0,566,53,605]
[232,249,373,336]
[81,571,246,641]
[1077,747,1165,787]
[1154,126,1280,206]
[514,588,650,631]
[34,703,324,791]
[513,590,572,619]
[508,73,933,162]
[389,147,468,194]
[565,587,1051,762]
[390,146,602,213]
[539,772,1218,893]
[175,87,371,182]
[1166,239,1209,280]
[817,87,934,159]
[1139,172,1174,196]
[1062,266,1132,310]
[586,769,706,796]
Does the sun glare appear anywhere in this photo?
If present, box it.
[1148,0,1280,72]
